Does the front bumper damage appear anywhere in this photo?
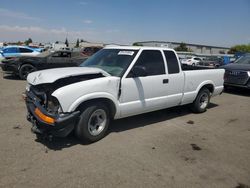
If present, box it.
[0,61,18,73]
[25,90,80,137]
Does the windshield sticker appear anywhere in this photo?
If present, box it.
[118,51,134,56]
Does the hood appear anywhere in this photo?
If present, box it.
[27,67,110,85]
[221,63,250,71]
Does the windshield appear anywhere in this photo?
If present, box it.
[80,49,138,76]
[234,55,250,64]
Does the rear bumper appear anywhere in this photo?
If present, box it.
[212,86,224,96]
[25,91,80,137]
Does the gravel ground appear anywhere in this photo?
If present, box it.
[0,72,250,188]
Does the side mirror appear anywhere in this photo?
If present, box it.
[131,66,147,77]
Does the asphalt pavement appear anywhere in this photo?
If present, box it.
[0,72,249,188]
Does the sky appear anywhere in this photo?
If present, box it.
[0,0,249,47]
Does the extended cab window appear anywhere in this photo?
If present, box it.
[133,50,165,76]
[164,51,180,74]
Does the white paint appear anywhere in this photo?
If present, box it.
[26,46,225,120]
[27,67,110,85]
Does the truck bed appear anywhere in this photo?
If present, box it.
[181,68,225,105]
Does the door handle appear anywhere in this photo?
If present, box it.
[163,79,169,84]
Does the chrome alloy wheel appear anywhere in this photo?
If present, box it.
[87,109,107,136]
[199,93,209,109]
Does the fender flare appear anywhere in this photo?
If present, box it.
[68,92,120,116]
[195,80,215,95]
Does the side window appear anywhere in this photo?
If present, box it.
[133,50,165,76]
[194,58,201,61]
[3,47,18,53]
[164,51,180,74]
[19,48,33,53]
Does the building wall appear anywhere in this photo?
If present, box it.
[136,41,229,55]
[79,42,104,48]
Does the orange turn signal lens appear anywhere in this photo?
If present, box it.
[35,108,55,124]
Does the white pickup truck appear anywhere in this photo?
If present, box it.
[24,46,224,142]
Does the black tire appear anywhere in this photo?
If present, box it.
[190,88,210,113]
[75,102,110,143]
[223,85,229,91]
[19,64,37,80]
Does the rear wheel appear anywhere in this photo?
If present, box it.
[75,102,110,143]
[190,88,210,113]
[19,64,37,80]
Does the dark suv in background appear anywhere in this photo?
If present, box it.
[0,50,87,79]
[222,54,250,89]
[81,46,103,57]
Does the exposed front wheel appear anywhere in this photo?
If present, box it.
[75,102,110,143]
[19,64,37,80]
[190,88,211,113]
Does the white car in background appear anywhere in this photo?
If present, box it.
[181,57,202,66]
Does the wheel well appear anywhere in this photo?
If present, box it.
[19,63,35,70]
[76,98,116,118]
[200,84,214,94]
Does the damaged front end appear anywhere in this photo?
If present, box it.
[25,73,104,137]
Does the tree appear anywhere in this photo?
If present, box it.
[75,38,80,48]
[24,38,33,45]
[132,42,143,46]
[174,42,189,51]
[80,39,87,42]
[65,38,69,47]
[228,44,250,54]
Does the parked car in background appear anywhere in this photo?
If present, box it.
[81,46,103,57]
[0,50,87,79]
[222,54,250,89]
[0,46,41,59]
[181,56,202,66]
[198,57,224,68]
[60,47,71,51]
[0,52,4,62]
